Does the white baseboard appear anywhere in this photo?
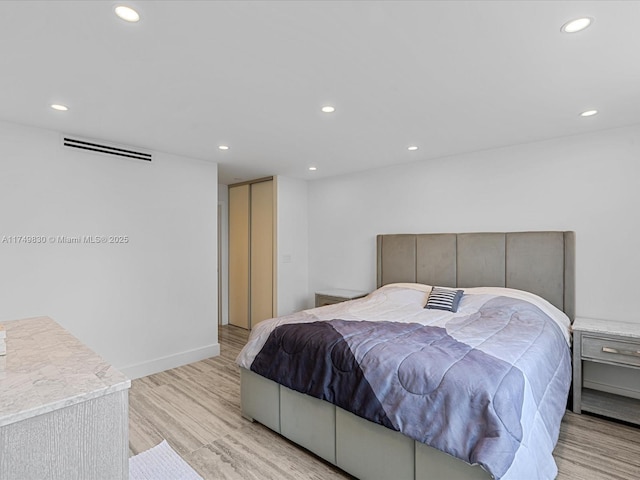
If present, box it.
[120,343,220,380]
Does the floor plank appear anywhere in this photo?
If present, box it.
[130,325,640,479]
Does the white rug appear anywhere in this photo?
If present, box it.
[130,440,203,480]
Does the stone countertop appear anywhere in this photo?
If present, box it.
[572,317,640,339]
[0,316,130,427]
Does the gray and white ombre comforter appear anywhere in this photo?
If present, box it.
[237,284,572,480]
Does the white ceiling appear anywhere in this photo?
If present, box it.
[1,1,639,184]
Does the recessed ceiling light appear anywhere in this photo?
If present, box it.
[115,5,140,23]
[218,145,230,150]
[321,106,335,113]
[50,104,68,111]
[407,145,419,151]
[561,17,592,33]
[309,166,317,171]
[580,109,598,117]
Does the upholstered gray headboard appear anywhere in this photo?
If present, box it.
[376,231,575,320]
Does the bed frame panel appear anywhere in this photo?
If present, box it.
[241,368,491,479]
[281,386,336,464]
[377,231,575,320]
[242,231,575,479]
[240,368,280,433]
[336,407,414,479]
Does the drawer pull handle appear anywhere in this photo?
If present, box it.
[602,346,640,357]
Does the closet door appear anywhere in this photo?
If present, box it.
[228,184,250,328]
[250,180,274,326]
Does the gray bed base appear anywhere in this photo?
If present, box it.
[241,231,575,480]
[241,368,489,480]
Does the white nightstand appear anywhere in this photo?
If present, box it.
[315,289,368,308]
[572,317,640,425]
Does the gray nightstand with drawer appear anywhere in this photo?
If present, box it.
[572,317,640,425]
[315,289,368,307]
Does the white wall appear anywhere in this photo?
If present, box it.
[276,176,310,314]
[0,121,219,378]
[308,124,640,324]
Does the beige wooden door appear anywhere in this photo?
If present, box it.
[228,184,250,328]
[250,180,274,326]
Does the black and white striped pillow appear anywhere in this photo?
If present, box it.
[425,287,464,312]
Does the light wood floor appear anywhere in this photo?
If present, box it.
[129,325,640,479]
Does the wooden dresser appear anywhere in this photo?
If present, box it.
[0,316,130,479]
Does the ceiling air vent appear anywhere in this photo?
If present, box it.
[62,136,152,162]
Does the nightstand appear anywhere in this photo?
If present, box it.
[572,317,640,425]
[315,289,368,307]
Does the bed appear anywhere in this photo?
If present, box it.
[237,231,575,480]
